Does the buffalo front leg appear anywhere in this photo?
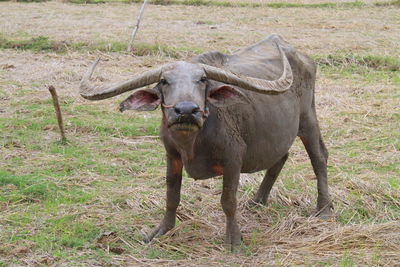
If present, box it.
[144,156,183,243]
[249,153,288,206]
[221,166,242,252]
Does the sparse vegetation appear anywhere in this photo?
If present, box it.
[0,34,204,57]
[0,0,396,7]
[61,0,369,8]
[314,54,400,85]
[0,35,65,52]
[314,54,400,72]
[9,0,48,2]
[375,0,400,6]
[1,35,399,82]
[0,0,399,266]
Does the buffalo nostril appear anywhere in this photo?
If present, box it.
[174,107,181,114]
[173,101,200,115]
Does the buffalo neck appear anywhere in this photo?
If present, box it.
[161,115,200,161]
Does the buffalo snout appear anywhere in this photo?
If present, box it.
[167,101,204,131]
[174,101,201,116]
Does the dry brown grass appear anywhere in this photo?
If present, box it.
[1,2,399,56]
[192,0,389,3]
[1,1,399,266]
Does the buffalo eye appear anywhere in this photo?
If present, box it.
[160,78,169,86]
[199,76,207,83]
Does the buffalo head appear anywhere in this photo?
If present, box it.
[79,45,293,137]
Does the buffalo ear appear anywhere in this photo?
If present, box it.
[119,88,161,112]
[208,85,247,107]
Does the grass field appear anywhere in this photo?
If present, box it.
[0,0,399,266]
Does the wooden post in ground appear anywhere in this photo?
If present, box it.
[127,0,148,52]
[48,85,67,143]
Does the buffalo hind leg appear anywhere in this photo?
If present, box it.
[299,113,332,218]
[249,153,288,206]
[221,165,242,252]
[144,156,183,243]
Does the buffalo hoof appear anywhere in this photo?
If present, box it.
[225,224,242,252]
[224,234,243,253]
[316,203,334,220]
[143,224,172,243]
[246,198,266,208]
[317,210,334,220]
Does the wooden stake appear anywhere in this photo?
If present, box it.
[127,0,148,52]
[48,85,67,143]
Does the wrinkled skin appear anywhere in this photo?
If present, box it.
[120,35,332,251]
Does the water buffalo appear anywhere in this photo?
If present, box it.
[80,34,332,251]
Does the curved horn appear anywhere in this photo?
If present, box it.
[201,45,293,94]
[80,58,162,100]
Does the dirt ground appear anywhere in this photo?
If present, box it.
[0,1,399,266]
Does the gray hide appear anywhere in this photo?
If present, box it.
[81,34,332,251]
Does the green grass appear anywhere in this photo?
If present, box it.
[314,54,400,72]
[0,36,61,52]
[0,0,48,2]
[375,0,400,6]
[0,34,123,53]
[0,170,92,204]
[339,253,355,267]
[34,217,99,249]
[314,54,400,85]
[0,34,204,57]
[0,87,166,260]
[1,73,398,265]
